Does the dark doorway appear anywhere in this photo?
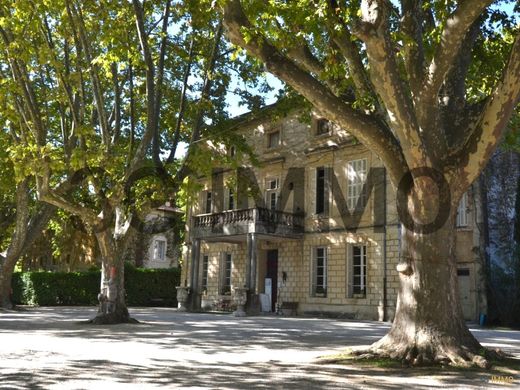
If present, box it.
[266,249,278,312]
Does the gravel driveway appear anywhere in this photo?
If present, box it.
[0,307,518,389]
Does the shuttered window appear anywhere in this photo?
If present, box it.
[220,253,232,295]
[457,192,468,227]
[347,159,367,210]
[311,247,327,297]
[201,255,209,291]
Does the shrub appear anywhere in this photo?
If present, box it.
[11,266,180,307]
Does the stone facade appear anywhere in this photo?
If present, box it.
[181,108,485,321]
[123,205,181,269]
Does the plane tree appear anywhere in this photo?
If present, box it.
[0,0,267,322]
[221,0,519,366]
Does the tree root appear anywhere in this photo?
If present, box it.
[350,342,508,368]
[85,313,140,325]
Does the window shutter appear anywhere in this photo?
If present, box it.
[309,168,316,215]
[324,167,331,215]
[311,247,315,296]
[457,192,468,227]
[346,245,353,298]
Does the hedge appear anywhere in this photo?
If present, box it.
[11,264,181,307]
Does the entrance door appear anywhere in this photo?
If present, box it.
[457,268,474,320]
[266,249,278,312]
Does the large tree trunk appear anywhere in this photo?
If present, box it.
[0,182,56,309]
[364,189,489,367]
[0,256,18,309]
[89,229,136,324]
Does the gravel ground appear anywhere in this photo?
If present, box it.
[0,306,518,389]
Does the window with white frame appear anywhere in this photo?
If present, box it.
[201,255,209,292]
[347,159,367,210]
[457,192,468,227]
[312,247,327,296]
[153,239,167,261]
[265,178,279,210]
[267,130,280,149]
[348,245,367,297]
[220,253,232,295]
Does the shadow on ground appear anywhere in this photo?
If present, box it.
[0,307,518,389]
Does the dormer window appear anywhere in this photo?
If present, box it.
[316,119,331,135]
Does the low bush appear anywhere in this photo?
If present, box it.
[11,265,180,307]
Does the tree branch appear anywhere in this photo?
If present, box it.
[0,25,46,146]
[400,0,425,97]
[110,62,122,144]
[166,37,195,164]
[151,0,171,165]
[36,167,99,225]
[130,0,157,171]
[454,32,520,191]
[66,0,111,147]
[222,0,407,185]
[355,0,431,168]
[421,0,494,105]
[171,20,224,188]
[325,1,379,103]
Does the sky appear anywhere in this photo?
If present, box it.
[225,74,285,118]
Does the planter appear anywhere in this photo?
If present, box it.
[176,286,190,312]
[232,287,248,317]
[201,296,213,311]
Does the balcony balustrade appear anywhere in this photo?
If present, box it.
[192,207,304,239]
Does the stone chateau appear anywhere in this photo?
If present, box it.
[180,105,487,321]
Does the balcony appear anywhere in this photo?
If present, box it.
[192,207,304,240]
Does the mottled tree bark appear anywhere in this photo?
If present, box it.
[370,212,485,366]
[0,182,56,309]
[88,229,136,324]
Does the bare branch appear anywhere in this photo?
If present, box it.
[222,0,408,184]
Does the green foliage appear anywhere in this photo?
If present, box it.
[124,263,181,307]
[11,265,181,307]
[12,270,100,306]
